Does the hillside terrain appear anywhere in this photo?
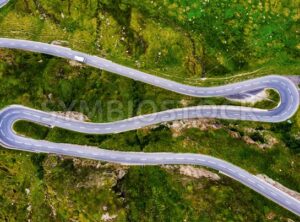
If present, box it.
[0,0,300,221]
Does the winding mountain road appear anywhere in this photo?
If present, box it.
[0,0,300,216]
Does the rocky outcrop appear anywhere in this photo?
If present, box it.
[163,165,220,181]
[164,119,221,137]
[179,165,221,180]
[50,111,90,122]
[101,212,117,221]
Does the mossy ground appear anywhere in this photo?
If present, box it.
[0,0,299,221]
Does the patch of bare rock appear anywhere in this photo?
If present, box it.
[163,165,220,181]
[45,156,128,189]
[69,60,84,67]
[163,118,222,137]
[228,125,278,149]
[50,111,90,122]
[242,134,278,149]
[51,40,69,47]
[101,212,117,221]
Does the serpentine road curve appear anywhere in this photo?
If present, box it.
[1,0,300,216]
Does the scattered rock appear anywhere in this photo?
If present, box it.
[26,205,32,212]
[180,99,190,107]
[101,212,117,221]
[51,40,69,47]
[164,118,222,137]
[47,93,53,100]
[179,165,221,180]
[229,130,240,139]
[72,158,101,168]
[163,165,220,181]
[266,211,276,220]
[69,60,84,67]
[243,127,255,133]
[25,188,30,195]
[228,126,278,149]
[242,135,256,146]
[53,157,129,189]
[50,111,90,122]
[49,203,57,217]
[116,169,126,180]
[242,133,278,149]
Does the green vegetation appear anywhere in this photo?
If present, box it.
[118,166,298,221]
[252,89,280,109]
[0,0,299,84]
[271,121,300,153]
[0,0,299,221]
[11,110,300,221]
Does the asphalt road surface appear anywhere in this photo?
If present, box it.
[0,38,299,123]
[0,0,8,7]
[0,0,300,216]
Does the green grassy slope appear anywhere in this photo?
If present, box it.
[0,0,299,221]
